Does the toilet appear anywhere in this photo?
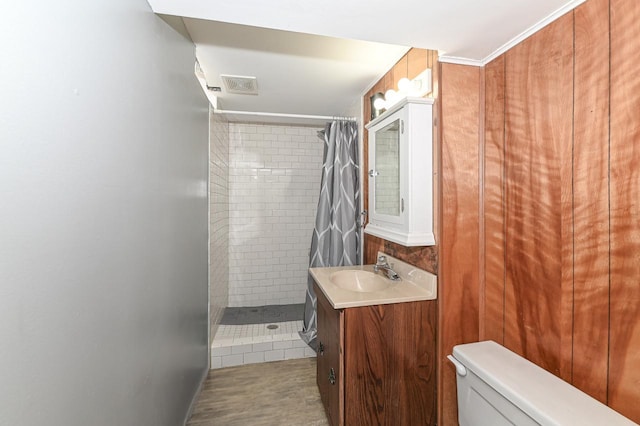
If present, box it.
[448,341,637,426]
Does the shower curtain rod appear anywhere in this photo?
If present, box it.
[215,109,357,122]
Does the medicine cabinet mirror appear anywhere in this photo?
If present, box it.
[365,96,434,246]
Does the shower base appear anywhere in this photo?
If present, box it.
[211,306,315,369]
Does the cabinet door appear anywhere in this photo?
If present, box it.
[372,116,402,221]
[364,97,435,246]
[369,111,404,226]
[315,284,344,426]
[344,300,437,425]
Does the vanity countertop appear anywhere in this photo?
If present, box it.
[310,253,437,309]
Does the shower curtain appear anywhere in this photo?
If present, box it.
[300,120,360,349]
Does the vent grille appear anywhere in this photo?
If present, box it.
[220,74,258,95]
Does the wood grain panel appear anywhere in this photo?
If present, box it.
[344,304,387,425]
[315,284,344,426]
[364,90,372,124]
[483,55,506,344]
[392,55,408,90]
[384,70,394,94]
[429,51,439,98]
[609,0,640,421]
[382,242,438,274]
[438,62,481,426]
[431,52,440,246]
[503,14,574,381]
[363,234,383,265]
[363,235,437,274]
[344,301,437,425]
[478,66,486,340]
[390,300,437,426]
[407,49,428,80]
[572,0,611,403]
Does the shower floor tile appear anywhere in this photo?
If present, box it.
[211,320,315,369]
[220,303,304,325]
[213,320,303,346]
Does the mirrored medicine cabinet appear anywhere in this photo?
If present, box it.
[365,96,435,246]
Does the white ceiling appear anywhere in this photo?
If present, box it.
[149,0,584,123]
[186,19,409,119]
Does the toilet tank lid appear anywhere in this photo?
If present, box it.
[452,341,637,426]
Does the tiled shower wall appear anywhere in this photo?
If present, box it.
[228,123,324,306]
[209,109,230,341]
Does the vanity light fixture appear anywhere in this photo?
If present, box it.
[376,69,433,111]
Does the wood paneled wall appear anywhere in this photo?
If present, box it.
[362,48,440,274]
[608,0,640,418]
[572,0,611,401]
[481,0,640,422]
[437,63,482,426]
[361,1,640,423]
[482,55,506,346]
[503,12,575,381]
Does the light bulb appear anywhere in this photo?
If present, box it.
[385,89,398,106]
[373,97,386,110]
[398,77,412,93]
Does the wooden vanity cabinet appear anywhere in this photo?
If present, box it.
[316,282,344,426]
[315,283,437,426]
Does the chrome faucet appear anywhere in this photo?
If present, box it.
[373,255,400,281]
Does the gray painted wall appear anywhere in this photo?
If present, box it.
[0,1,209,425]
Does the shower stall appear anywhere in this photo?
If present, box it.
[209,113,325,368]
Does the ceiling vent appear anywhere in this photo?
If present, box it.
[220,74,258,95]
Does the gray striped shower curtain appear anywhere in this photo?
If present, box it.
[300,120,360,348]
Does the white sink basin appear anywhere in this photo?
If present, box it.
[329,270,391,293]
[310,253,437,308]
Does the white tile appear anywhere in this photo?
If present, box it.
[243,352,265,364]
[264,350,285,362]
[211,346,232,357]
[273,340,294,350]
[291,339,308,349]
[231,344,254,354]
[252,335,270,343]
[233,337,254,345]
[252,342,273,352]
[210,356,222,369]
[284,348,305,359]
[271,333,288,342]
[227,124,323,305]
[221,354,244,367]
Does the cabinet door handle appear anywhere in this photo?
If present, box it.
[401,198,404,212]
[328,368,336,385]
[368,169,379,177]
[318,341,324,356]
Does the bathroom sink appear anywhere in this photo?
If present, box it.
[310,253,437,308]
[329,270,391,293]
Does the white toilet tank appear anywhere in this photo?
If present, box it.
[448,341,637,426]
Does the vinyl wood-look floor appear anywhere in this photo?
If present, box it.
[186,358,329,426]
